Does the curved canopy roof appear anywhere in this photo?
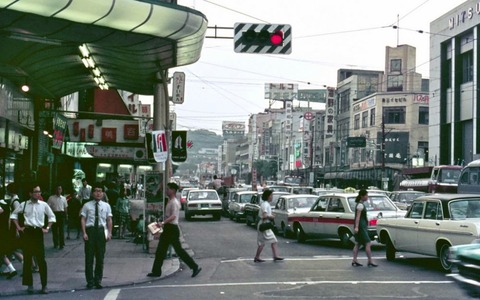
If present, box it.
[0,0,208,98]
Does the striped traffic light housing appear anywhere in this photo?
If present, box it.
[234,23,292,54]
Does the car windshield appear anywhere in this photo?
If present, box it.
[397,193,424,203]
[450,198,480,219]
[238,194,253,203]
[291,187,312,194]
[287,197,317,209]
[347,195,397,211]
[189,191,218,201]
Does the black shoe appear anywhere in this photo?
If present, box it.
[254,257,265,263]
[27,286,34,294]
[351,261,363,267]
[86,283,94,289]
[368,262,378,267]
[147,272,161,277]
[273,257,284,261]
[6,271,17,279]
[40,287,48,294]
[95,283,103,289]
[191,267,202,278]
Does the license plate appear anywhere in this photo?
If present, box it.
[201,204,209,208]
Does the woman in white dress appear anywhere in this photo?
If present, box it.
[254,189,284,262]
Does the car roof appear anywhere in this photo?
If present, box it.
[414,193,480,202]
[280,194,318,199]
[235,191,257,195]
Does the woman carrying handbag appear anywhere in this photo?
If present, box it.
[254,189,284,263]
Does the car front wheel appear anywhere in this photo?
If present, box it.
[438,242,452,272]
[339,230,353,248]
[295,225,306,243]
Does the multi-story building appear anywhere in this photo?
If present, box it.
[430,1,480,165]
[344,44,429,189]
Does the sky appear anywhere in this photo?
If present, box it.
[141,0,467,134]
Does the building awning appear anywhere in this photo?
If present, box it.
[0,0,208,98]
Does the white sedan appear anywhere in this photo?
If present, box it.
[377,194,480,272]
[273,194,318,237]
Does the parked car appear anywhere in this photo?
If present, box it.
[376,194,480,272]
[228,191,257,222]
[388,190,426,210]
[179,187,199,210]
[244,191,290,226]
[448,241,480,298]
[184,189,223,221]
[292,192,404,247]
[273,194,318,237]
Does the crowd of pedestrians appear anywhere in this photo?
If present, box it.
[0,178,147,294]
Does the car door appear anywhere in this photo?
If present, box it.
[273,197,288,230]
[416,200,442,255]
[393,200,424,252]
[322,197,347,238]
[302,197,328,238]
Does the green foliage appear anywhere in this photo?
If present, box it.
[254,159,278,180]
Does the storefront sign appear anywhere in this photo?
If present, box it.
[84,145,145,159]
[101,128,117,143]
[124,124,139,140]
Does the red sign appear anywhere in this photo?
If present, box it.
[124,124,139,140]
[101,128,117,143]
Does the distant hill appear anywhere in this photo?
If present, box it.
[175,129,222,174]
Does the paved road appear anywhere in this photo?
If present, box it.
[2,213,472,299]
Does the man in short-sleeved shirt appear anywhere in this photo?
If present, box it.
[80,182,112,289]
[47,185,68,249]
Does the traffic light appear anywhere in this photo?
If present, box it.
[242,29,284,46]
[234,23,292,54]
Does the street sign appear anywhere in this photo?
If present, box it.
[172,72,185,104]
[347,136,366,148]
[303,111,314,120]
[234,23,292,54]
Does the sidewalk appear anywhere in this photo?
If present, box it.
[0,232,181,296]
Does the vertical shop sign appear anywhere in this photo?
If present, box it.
[52,113,68,149]
[152,130,168,162]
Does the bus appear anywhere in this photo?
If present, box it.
[458,159,480,194]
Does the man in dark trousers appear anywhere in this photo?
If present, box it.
[10,183,56,294]
[47,184,68,249]
[147,182,201,278]
[80,182,113,289]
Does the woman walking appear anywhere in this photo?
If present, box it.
[352,189,377,267]
[254,189,283,262]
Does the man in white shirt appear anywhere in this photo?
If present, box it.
[78,179,92,205]
[47,184,68,249]
[10,183,56,295]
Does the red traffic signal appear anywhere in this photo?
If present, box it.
[270,30,284,45]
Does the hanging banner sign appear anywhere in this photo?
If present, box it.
[52,113,68,150]
[152,130,168,162]
[171,130,187,162]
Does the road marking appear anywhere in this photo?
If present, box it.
[104,288,121,300]
[124,280,454,290]
[221,256,385,263]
